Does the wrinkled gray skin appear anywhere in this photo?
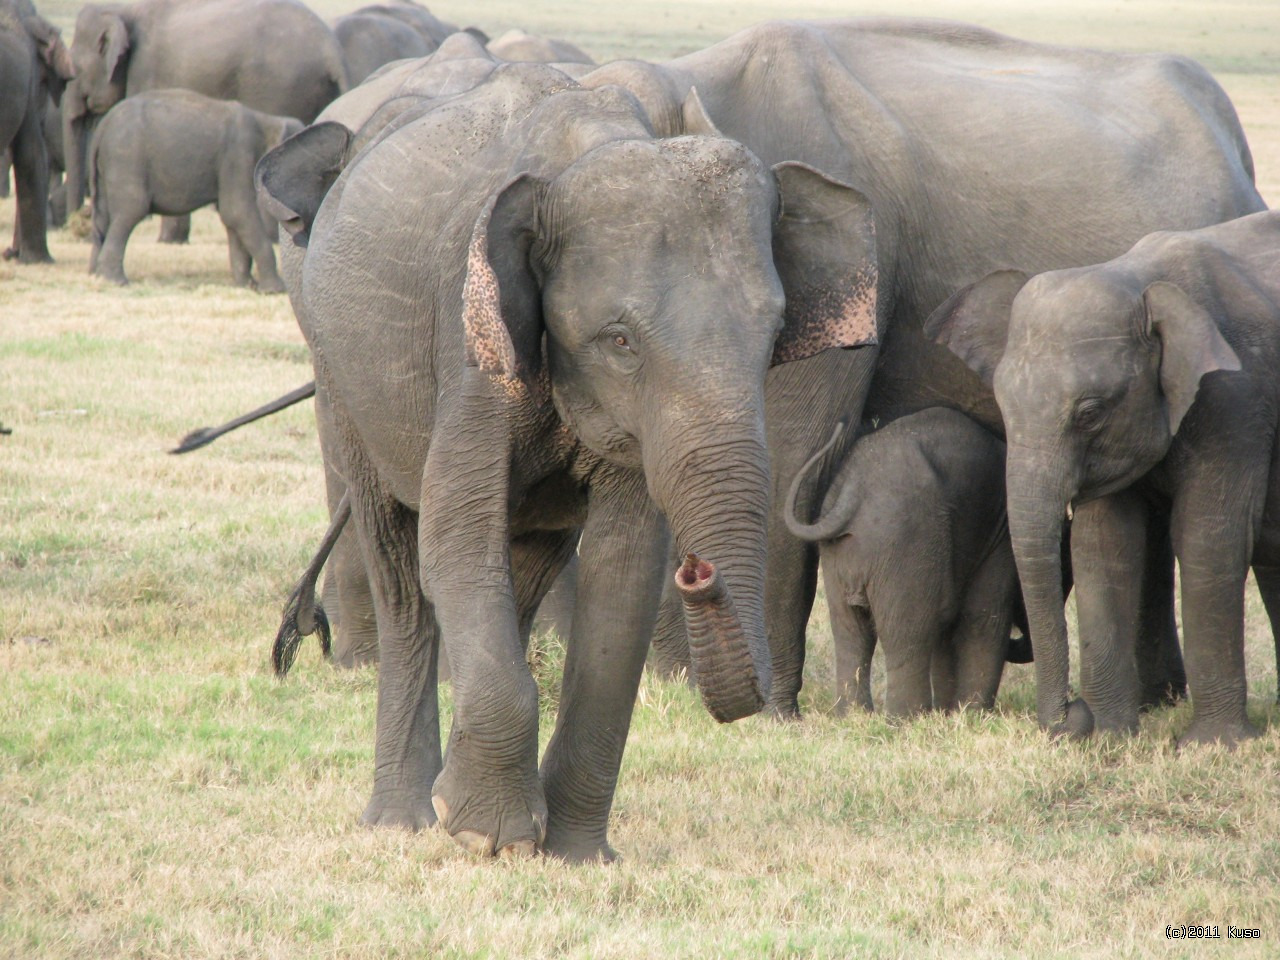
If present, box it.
[300,34,593,670]
[0,0,72,262]
[331,0,462,85]
[88,89,300,289]
[487,28,593,65]
[581,18,1263,722]
[63,0,347,230]
[257,61,876,860]
[932,211,1280,746]
[785,409,1017,716]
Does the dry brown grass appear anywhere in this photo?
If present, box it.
[4,3,1280,958]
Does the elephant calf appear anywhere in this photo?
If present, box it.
[932,209,1280,745]
[88,89,302,290]
[786,407,1018,716]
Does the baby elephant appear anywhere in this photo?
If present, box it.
[785,407,1018,716]
[89,89,303,291]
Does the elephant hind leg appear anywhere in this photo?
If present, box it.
[1137,508,1186,709]
[330,395,441,831]
[1251,564,1280,704]
[514,529,580,650]
[827,570,874,716]
[156,214,190,244]
[948,540,1019,711]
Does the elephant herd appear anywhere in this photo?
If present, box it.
[0,0,594,285]
[7,3,1280,864]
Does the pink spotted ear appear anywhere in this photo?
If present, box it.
[770,162,878,365]
[461,175,546,391]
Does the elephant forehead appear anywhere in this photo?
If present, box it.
[551,138,773,234]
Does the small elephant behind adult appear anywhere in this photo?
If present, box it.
[486,29,593,66]
[786,408,1018,716]
[88,89,302,290]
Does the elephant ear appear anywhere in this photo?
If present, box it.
[1144,280,1241,433]
[97,13,130,83]
[925,269,1031,386]
[770,162,878,364]
[462,175,547,396]
[255,122,352,248]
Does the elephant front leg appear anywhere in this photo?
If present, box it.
[1071,491,1147,735]
[540,469,668,863]
[1173,531,1259,748]
[1169,427,1267,748]
[156,214,191,244]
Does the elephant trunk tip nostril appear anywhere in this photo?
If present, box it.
[676,553,715,588]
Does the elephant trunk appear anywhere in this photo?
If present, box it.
[1006,450,1093,737]
[647,413,772,722]
[62,81,90,214]
[783,422,856,542]
[674,553,762,721]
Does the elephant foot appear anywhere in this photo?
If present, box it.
[256,276,287,295]
[1176,717,1261,750]
[430,764,547,859]
[1047,698,1095,740]
[5,247,53,264]
[542,827,618,864]
[1091,712,1139,736]
[765,697,801,721]
[361,785,438,831]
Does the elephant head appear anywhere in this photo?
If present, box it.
[257,83,879,722]
[927,265,1239,735]
[68,5,129,114]
[61,5,129,214]
[452,134,878,720]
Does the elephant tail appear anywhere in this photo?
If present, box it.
[273,493,350,676]
[784,422,860,542]
[169,381,316,454]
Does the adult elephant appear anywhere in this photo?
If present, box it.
[581,18,1263,722]
[255,62,877,859]
[0,0,72,262]
[930,211,1280,745]
[269,33,594,670]
[62,0,348,223]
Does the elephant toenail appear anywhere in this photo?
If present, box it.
[499,839,538,859]
[431,795,450,827]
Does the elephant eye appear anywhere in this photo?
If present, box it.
[1073,399,1108,433]
[613,334,629,349]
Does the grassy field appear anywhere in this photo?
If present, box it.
[4,2,1280,958]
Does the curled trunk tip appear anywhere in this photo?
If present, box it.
[675,554,765,723]
[675,553,716,594]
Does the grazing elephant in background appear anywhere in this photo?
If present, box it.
[785,409,1018,716]
[331,0,462,85]
[930,210,1280,745]
[487,29,593,65]
[62,0,347,235]
[581,18,1264,723]
[255,61,877,859]
[0,0,72,262]
[88,89,301,289]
